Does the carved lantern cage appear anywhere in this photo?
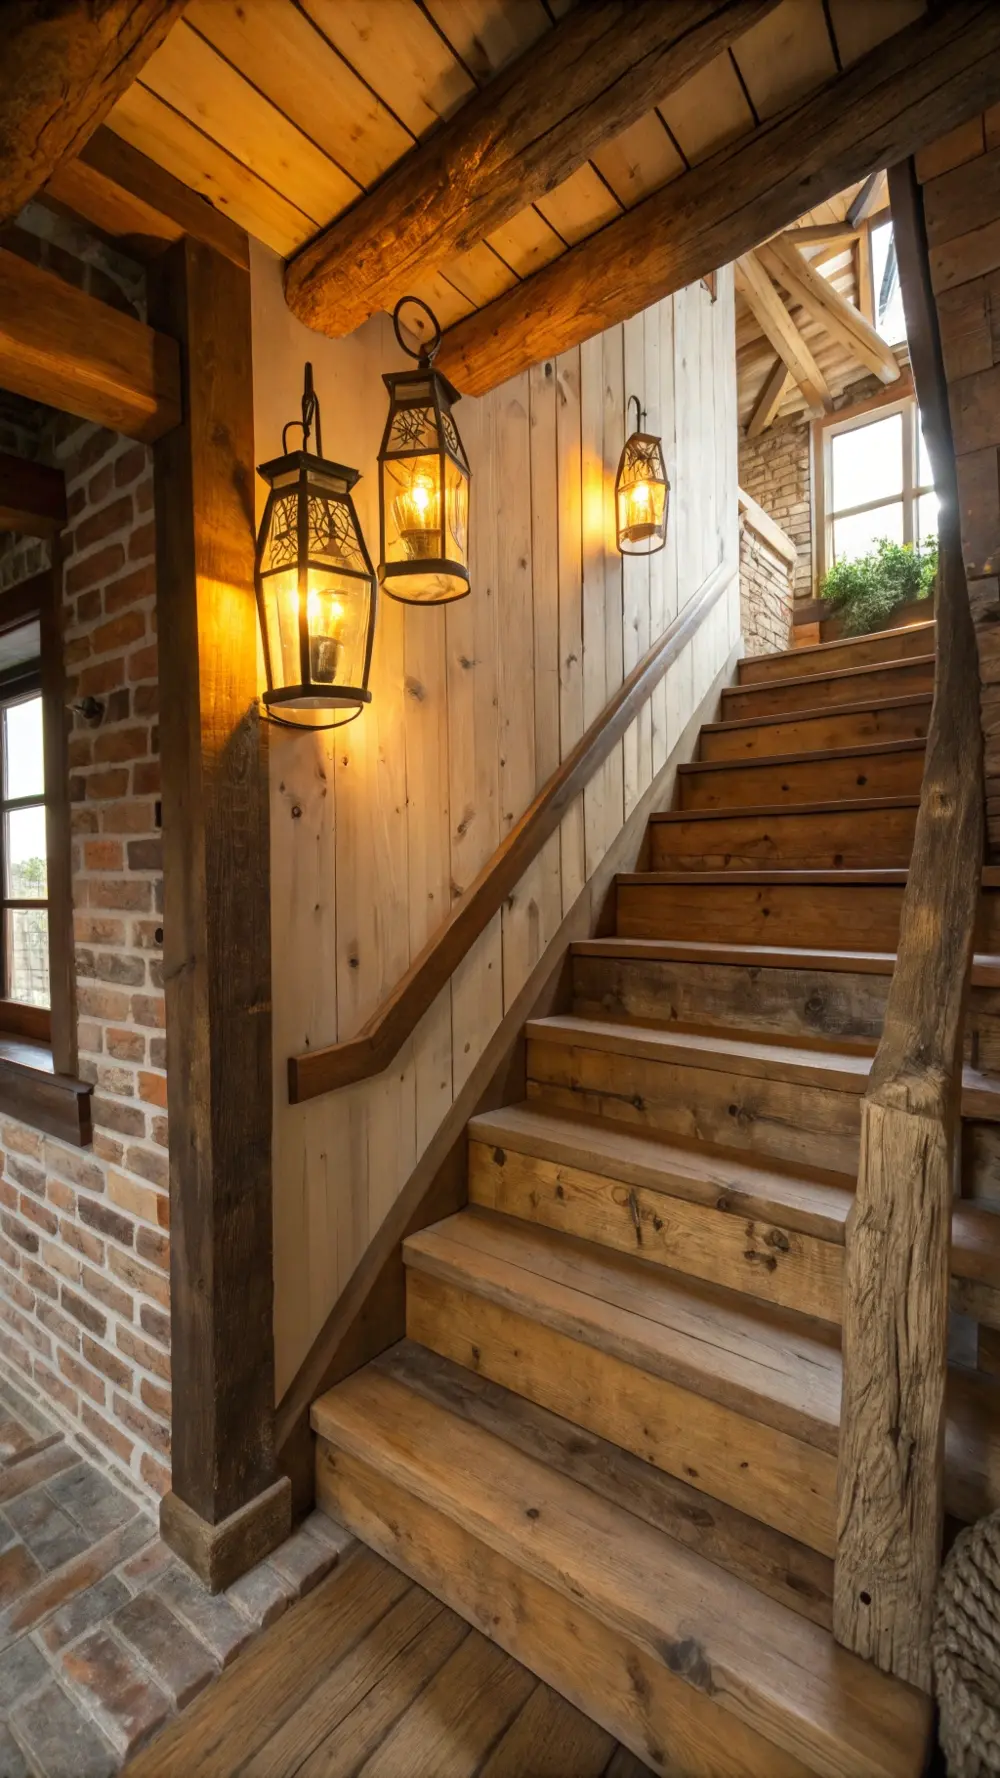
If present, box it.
[616,396,670,556]
[254,364,377,729]
[378,297,471,605]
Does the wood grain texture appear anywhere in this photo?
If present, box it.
[435,3,1000,393]
[288,556,735,1103]
[151,239,278,1541]
[759,234,901,386]
[0,247,180,443]
[834,158,985,1692]
[284,0,777,335]
[0,452,65,537]
[721,654,936,718]
[0,0,186,227]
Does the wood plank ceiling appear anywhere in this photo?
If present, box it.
[104,0,927,351]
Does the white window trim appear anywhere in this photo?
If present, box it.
[811,381,933,588]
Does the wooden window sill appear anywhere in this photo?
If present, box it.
[0,1035,92,1146]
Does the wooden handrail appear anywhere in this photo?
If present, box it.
[834,159,984,1692]
[289,554,736,1103]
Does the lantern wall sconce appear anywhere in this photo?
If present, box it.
[254,364,377,730]
[616,395,669,556]
[378,297,471,605]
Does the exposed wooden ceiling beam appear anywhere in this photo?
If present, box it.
[0,452,66,536]
[0,248,181,443]
[43,126,249,271]
[745,356,793,438]
[1,1,187,229]
[760,235,902,384]
[435,2,1000,396]
[847,168,889,227]
[734,254,831,414]
[783,222,859,245]
[284,0,781,338]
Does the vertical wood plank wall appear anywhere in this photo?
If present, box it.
[916,109,1000,855]
[251,246,739,1395]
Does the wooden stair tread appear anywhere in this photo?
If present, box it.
[650,796,920,824]
[469,1102,1000,1294]
[569,938,1000,990]
[312,1360,931,1778]
[373,1340,837,1631]
[677,739,925,777]
[468,1101,855,1241]
[721,654,935,701]
[526,1014,1000,1118]
[738,621,934,676]
[404,1208,843,1450]
[702,692,933,737]
[617,868,912,885]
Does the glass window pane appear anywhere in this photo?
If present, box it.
[831,412,903,513]
[4,695,44,802]
[6,805,47,900]
[918,419,934,492]
[6,907,48,1008]
[833,501,905,565]
[918,491,940,543]
[871,219,907,347]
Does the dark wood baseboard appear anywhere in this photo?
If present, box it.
[275,641,740,1520]
[160,1476,292,1593]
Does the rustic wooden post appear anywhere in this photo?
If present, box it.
[834,159,984,1690]
[150,237,289,1589]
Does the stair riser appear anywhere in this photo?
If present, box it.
[406,1270,838,1559]
[526,1040,1000,1198]
[700,702,930,762]
[650,805,917,870]
[615,883,1000,952]
[678,749,924,811]
[315,1440,807,1778]
[722,659,934,720]
[526,1039,861,1176]
[468,1141,998,1335]
[738,626,934,685]
[469,1140,844,1324]
[571,957,1000,1063]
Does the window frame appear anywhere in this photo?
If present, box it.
[0,669,50,1044]
[810,375,933,591]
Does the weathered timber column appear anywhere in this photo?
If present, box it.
[834,160,984,1691]
[150,236,289,1590]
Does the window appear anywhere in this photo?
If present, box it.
[0,617,50,1037]
[816,393,937,583]
[870,218,906,349]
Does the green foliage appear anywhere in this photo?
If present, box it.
[819,536,937,636]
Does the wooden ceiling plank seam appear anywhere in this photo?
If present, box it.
[296,0,476,140]
[421,0,556,88]
[137,19,360,228]
[760,235,901,385]
[733,252,832,413]
[485,207,566,279]
[726,43,761,128]
[433,1,1000,395]
[653,107,692,175]
[825,0,927,71]
[590,110,686,211]
[284,0,782,336]
[820,0,844,74]
[730,0,838,124]
[182,0,416,193]
[108,82,317,259]
[656,46,756,169]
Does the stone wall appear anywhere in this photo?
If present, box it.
[0,419,168,1502]
[738,493,795,656]
[738,416,813,603]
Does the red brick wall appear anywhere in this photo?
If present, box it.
[0,417,170,1500]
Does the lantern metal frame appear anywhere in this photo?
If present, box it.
[254,364,377,731]
[615,394,670,557]
[377,296,471,606]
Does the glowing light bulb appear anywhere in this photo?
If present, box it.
[394,464,440,559]
[307,584,346,683]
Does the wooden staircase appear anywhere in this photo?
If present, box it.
[312,617,1000,1777]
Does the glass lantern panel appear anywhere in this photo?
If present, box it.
[306,488,368,574]
[262,568,303,691]
[384,452,444,564]
[445,455,469,566]
[304,567,370,692]
[261,491,300,576]
[387,400,440,455]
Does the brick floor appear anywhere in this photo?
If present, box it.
[0,1370,354,1774]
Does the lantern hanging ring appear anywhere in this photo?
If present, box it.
[392,295,442,365]
[281,361,324,458]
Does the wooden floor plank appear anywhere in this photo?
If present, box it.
[477,1681,617,1778]
[352,1629,535,1778]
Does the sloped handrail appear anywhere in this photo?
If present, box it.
[289,553,737,1103]
[834,158,984,1692]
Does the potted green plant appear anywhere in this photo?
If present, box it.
[819,535,938,636]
